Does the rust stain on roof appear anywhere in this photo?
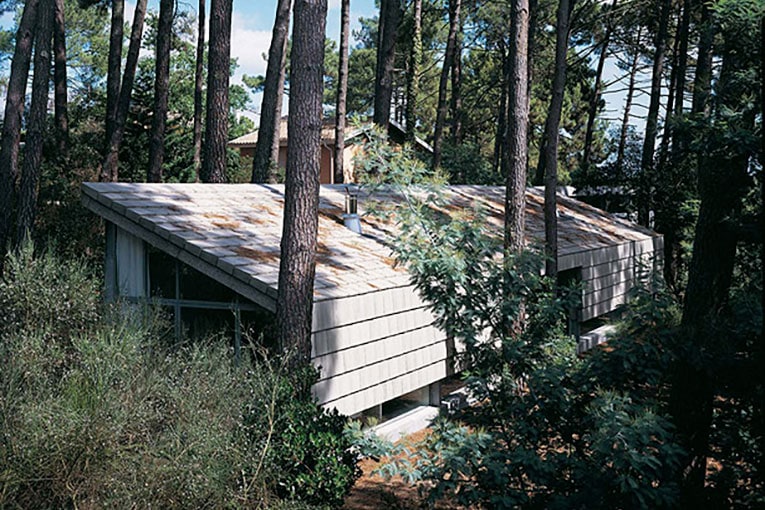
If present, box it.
[234,246,279,263]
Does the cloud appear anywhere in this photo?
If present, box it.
[231,13,272,79]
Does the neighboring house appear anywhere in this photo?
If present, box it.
[81,183,662,425]
[228,118,433,184]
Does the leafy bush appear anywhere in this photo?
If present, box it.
[0,247,359,509]
[357,137,686,508]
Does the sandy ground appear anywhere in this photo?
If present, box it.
[343,430,463,510]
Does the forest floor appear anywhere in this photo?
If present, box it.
[343,429,463,510]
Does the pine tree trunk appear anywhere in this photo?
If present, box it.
[690,1,713,116]
[504,0,530,255]
[658,20,680,167]
[251,0,291,183]
[432,0,461,169]
[541,0,572,279]
[673,44,756,506]
[373,0,403,127]
[53,0,68,158]
[405,0,422,143]
[581,0,616,176]
[450,16,463,146]
[192,0,205,181]
[277,0,328,366]
[100,0,148,182]
[147,0,174,183]
[0,0,40,262]
[638,0,671,226]
[493,44,508,176]
[616,28,641,170]
[16,0,53,245]
[334,0,350,184]
[105,0,124,152]
[201,0,233,183]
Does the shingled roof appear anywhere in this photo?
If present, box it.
[81,183,658,312]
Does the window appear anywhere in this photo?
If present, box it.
[145,246,276,355]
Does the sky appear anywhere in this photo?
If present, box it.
[1,0,651,131]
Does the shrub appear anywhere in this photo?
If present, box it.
[0,247,359,509]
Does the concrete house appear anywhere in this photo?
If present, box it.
[228,118,433,185]
[81,183,662,425]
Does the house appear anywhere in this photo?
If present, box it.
[228,118,433,184]
[81,183,662,424]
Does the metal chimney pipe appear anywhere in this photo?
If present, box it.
[343,188,362,234]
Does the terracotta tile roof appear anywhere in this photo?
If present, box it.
[81,183,658,308]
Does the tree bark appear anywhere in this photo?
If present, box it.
[53,0,68,158]
[0,0,40,263]
[105,0,124,152]
[405,0,422,143]
[16,0,53,245]
[493,43,508,176]
[581,0,617,176]
[503,0,530,255]
[334,0,351,184]
[637,0,671,226]
[673,39,757,505]
[201,0,233,183]
[690,1,713,116]
[616,28,642,171]
[192,0,206,181]
[277,0,328,366]
[251,0,291,183]
[432,0,461,169]
[539,0,572,280]
[450,13,463,146]
[373,0,403,128]
[147,0,175,183]
[100,0,148,182]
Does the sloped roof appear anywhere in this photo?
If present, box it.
[81,183,658,311]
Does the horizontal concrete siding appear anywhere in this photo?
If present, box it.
[560,237,663,322]
[310,285,449,416]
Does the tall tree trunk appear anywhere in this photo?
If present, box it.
[581,0,617,176]
[334,0,351,184]
[432,0,461,169]
[192,0,205,181]
[673,41,757,505]
[16,0,53,245]
[147,0,174,183]
[657,0,692,290]
[251,0,291,183]
[616,28,642,170]
[450,14,463,145]
[673,0,690,119]
[690,1,713,116]
[277,0,328,367]
[0,0,40,263]
[105,0,124,152]
[405,0,422,143]
[539,0,572,279]
[493,43,508,176]
[201,0,233,183]
[504,0,530,255]
[638,0,671,226]
[658,18,680,167]
[373,0,403,127]
[100,0,148,182]
[53,0,68,158]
